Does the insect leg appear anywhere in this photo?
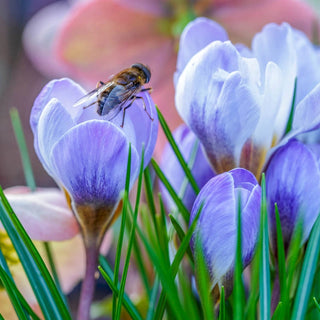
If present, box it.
[120,96,136,127]
[135,96,154,122]
[96,81,106,88]
[141,87,152,93]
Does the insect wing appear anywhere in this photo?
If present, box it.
[101,84,137,120]
[73,82,113,108]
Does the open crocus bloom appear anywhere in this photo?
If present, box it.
[266,139,320,253]
[190,168,261,297]
[31,77,158,248]
[175,18,320,178]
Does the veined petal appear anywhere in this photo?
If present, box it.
[266,139,320,250]
[190,169,260,289]
[36,98,75,177]
[50,120,139,206]
[175,17,228,84]
[176,41,260,173]
[30,78,86,134]
[3,187,79,241]
[108,90,158,166]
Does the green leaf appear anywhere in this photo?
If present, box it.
[313,297,320,312]
[234,194,245,320]
[219,286,225,320]
[98,259,143,320]
[0,265,29,320]
[115,146,145,320]
[291,212,320,320]
[10,108,36,191]
[151,158,190,223]
[0,188,71,320]
[156,106,200,194]
[112,144,132,319]
[259,174,271,320]
[285,77,297,135]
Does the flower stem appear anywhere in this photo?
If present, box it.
[77,244,99,320]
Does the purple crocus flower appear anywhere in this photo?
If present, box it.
[266,139,320,253]
[160,124,215,212]
[30,77,158,319]
[190,168,261,297]
[175,18,320,178]
[31,77,158,244]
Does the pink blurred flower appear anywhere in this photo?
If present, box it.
[0,186,112,319]
[23,0,320,153]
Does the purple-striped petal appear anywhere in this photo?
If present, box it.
[190,168,261,291]
[176,41,261,173]
[174,17,228,84]
[266,139,320,251]
[50,120,139,207]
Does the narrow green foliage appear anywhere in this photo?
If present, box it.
[146,276,160,320]
[313,297,320,312]
[291,212,320,320]
[112,144,132,319]
[0,265,29,320]
[219,286,225,320]
[10,108,36,191]
[285,77,297,135]
[156,106,200,194]
[150,202,203,320]
[169,214,194,265]
[115,146,145,320]
[194,234,215,320]
[234,194,245,320]
[274,203,286,305]
[0,188,71,320]
[151,158,190,222]
[271,302,283,320]
[98,258,143,320]
[259,174,271,320]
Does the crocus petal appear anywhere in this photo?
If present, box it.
[190,168,261,290]
[160,124,215,212]
[50,120,140,206]
[3,187,79,241]
[175,17,229,84]
[266,139,320,250]
[176,41,261,173]
[108,90,158,166]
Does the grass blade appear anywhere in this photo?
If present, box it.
[156,106,200,194]
[291,212,320,320]
[219,286,225,320]
[0,188,71,320]
[115,146,145,320]
[98,258,143,320]
[151,158,189,223]
[259,174,271,320]
[234,194,244,320]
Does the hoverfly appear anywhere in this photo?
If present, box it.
[73,63,154,127]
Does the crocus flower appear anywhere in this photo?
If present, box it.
[160,124,215,212]
[23,0,319,155]
[175,19,320,178]
[30,77,158,319]
[190,168,261,298]
[266,139,320,253]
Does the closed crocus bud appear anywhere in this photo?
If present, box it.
[30,77,158,319]
[190,168,261,298]
[266,139,320,253]
[160,124,215,212]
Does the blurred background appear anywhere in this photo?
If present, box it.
[1,0,320,189]
[0,0,63,188]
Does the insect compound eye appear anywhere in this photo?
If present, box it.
[131,63,151,83]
